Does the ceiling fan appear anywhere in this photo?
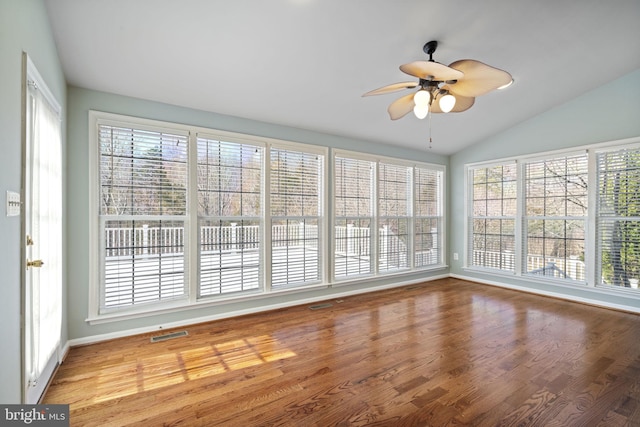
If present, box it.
[363,40,513,121]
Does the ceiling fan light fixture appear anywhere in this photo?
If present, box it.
[439,94,456,113]
[364,40,511,145]
[413,104,430,119]
[413,89,431,108]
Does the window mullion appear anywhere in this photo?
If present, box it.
[515,160,524,275]
[188,131,198,302]
[586,148,598,287]
[372,161,379,275]
[263,145,272,293]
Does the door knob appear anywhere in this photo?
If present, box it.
[27,259,44,268]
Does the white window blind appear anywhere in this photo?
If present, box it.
[597,148,640,289]
[270,147,323,288]
[524,154,588,282]
[91,112,451,319]
[99,124,188,310]
[415,167,443,267]
[468,163,517,271]
[378,162,410,272]
[197,137,263,297]
[334,156,374,278]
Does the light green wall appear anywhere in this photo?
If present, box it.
[66,86,448,340]
[449,69,640,309]
[0,0,67,403]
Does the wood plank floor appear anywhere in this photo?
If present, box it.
[43,278,640,426]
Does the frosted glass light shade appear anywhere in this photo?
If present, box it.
[439,94,456,113]
[413,105,429,119]
[413,90,431,108]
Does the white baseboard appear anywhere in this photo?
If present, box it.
[59,341,70,363]
[450,273,640,314]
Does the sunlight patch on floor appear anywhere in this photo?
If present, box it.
[92,334,297,404]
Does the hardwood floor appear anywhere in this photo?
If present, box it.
[43,278,640,426]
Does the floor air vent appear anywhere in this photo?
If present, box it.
[309,303,333,310]
[150,330,188,343]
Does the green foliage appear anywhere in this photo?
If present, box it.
[600,150,640,287]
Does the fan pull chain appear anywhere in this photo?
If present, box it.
[428,104,433,149]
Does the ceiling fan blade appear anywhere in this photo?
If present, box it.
[399,61,464,81]
[387,92,415,120]
[447,59,512,97]
[431,93,475,113]
[362,82,419,96]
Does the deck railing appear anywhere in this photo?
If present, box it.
[105,223,407,267]
[472,250,586,281]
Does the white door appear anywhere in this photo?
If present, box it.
[23,54,63,404]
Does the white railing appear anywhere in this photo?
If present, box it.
[380,225,408,269]
[105,223,409,268]
[105,223,323,256]
[272,222,319,249]
[200,223,260,252]
[335,224,371,257]
[472,250,586,281]
[105,224,184,256]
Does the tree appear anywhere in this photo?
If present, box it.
[600,150,640,287]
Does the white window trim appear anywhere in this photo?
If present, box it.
[88,111,335,322]
[414,164,446,269]
[88,112,447,323]
[332,149,446,284]
[332,152,377,281]
[464,161,517,273]
[268,144,327,289]
[194,134,265,299]
[464,135,640,299]
[521,152,589,284]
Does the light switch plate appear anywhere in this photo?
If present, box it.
[6,191,21,216]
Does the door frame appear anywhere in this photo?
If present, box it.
[21,52,63,404]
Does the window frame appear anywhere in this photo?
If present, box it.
[89,112,447,323]
[89,113,196,319]
[268,142,327,290]
[465,161,518,274]
[414,165,445,269]
[522,152,589,284]
[333,153,376,280]
[594,142,640,291]
[195,132,266,299]
[332,149,446,284]
[377,161,412,274]
[464,138,640,298]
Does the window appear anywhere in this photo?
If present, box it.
[468,163,517,272]
[334,156,374,278]
[414,166,443,267]
[378,162,410,272]
[466,141,640,295]
[91,112,447,319]
[99,124,189,310]
[597,147,640,289]
[523,154,588,282]
[270,147,324,288]
[334,152,445,281]
[197,136,263,297]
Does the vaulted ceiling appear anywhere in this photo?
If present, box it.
[45,0,640,155]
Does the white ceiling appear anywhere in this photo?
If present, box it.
[45,0,640,155]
